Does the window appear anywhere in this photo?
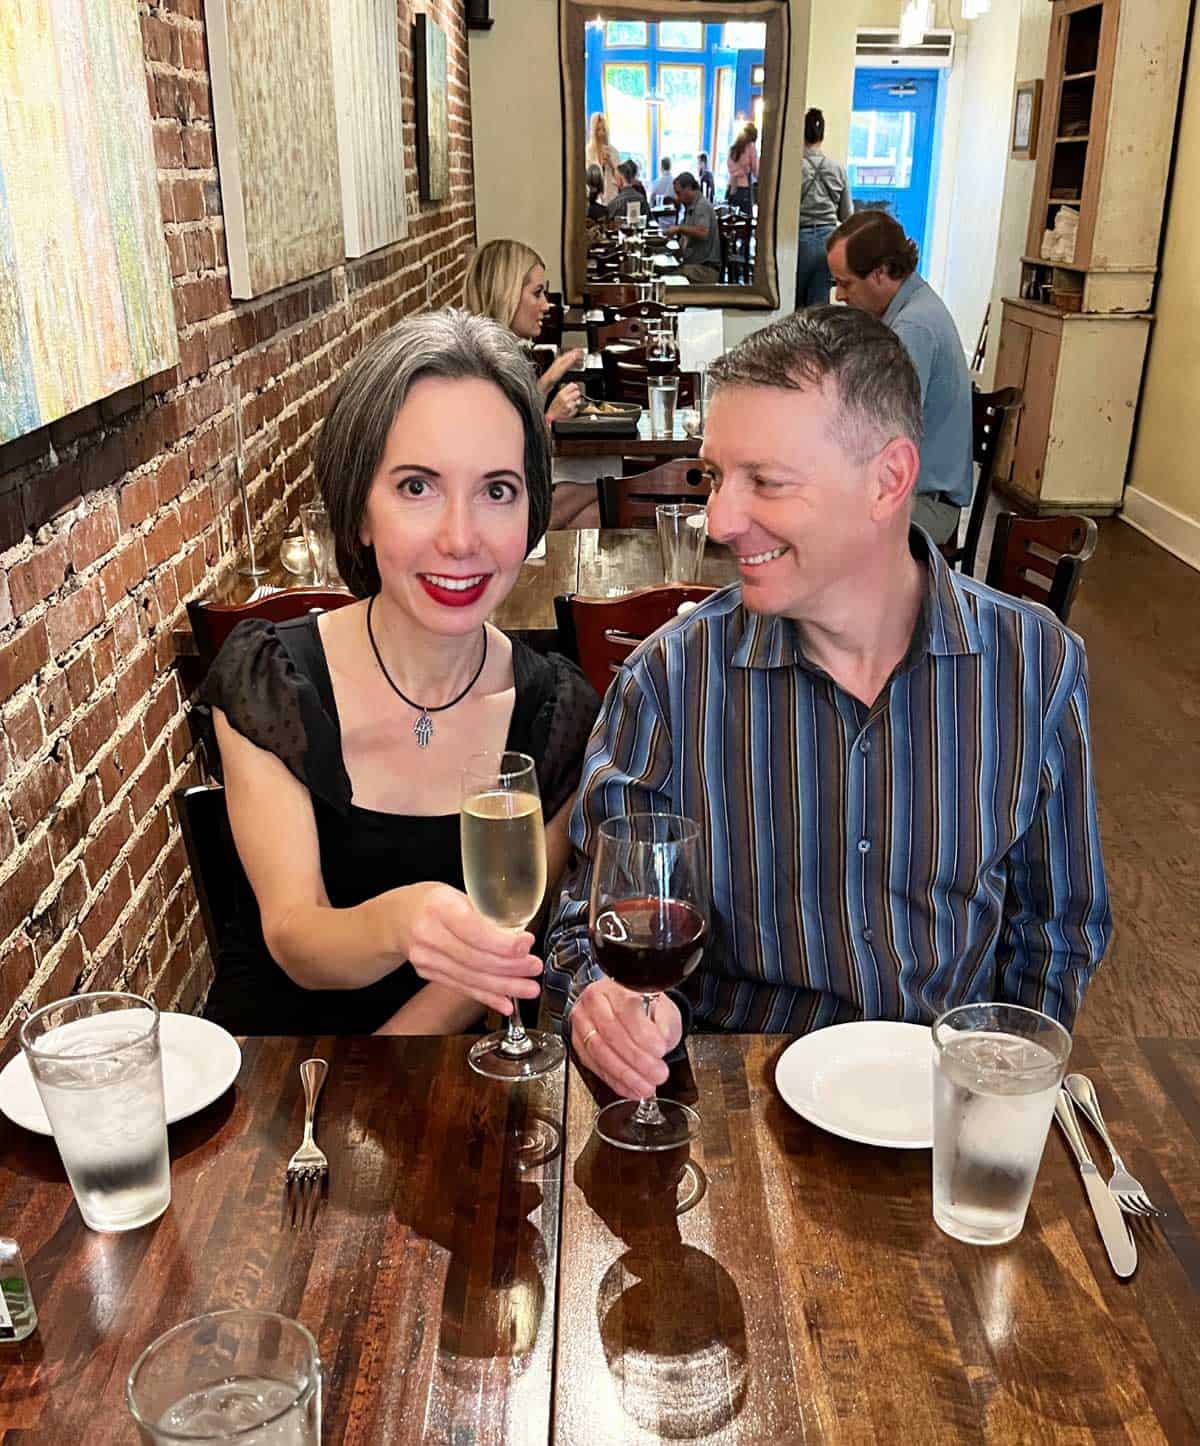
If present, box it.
[751,64,765,86]
[658,20,702,49]
[848,109,916,189]
[657,64,704,175]
[712,67,736,180]
[603,62,651,181]
[605,19,646,46]
[721,21,767,49]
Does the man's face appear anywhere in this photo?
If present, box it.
[673,180,695,207]
[826,239,897,318]
[701,382,900,621]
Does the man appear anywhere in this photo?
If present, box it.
[607,160,647,219]
[649,156,677,208]
[544,307,1110,1103]
[825,211,972,546]
[666,171,722,284]
[697,152,715,202]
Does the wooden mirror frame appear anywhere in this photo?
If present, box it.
[559,0,790,310]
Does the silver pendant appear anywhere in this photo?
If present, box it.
[413,712,433,747]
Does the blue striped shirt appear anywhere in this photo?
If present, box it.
[544,534,1111,1035]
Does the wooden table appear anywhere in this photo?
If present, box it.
[1,1033,1198,1441]
[553,413,701,462]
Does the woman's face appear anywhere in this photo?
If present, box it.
[511,264,551,341]
[594,116,608,146]
[360,376,530,635]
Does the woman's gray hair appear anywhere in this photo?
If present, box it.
[314,308,552,596]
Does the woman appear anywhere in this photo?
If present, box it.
[200,311,600,1036]
[726,122,758,216]
[586,112,621,204]
[586,164,608,223]
[464,240,599,528]
[795,108,852,308]
[607,160,647,220]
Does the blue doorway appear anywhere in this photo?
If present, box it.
[848,69,942,271]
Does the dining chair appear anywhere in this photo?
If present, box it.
[941,385,1023,575]
[614,301,669,320]
[596,459,711,528]
[554,585,717,696]
[187,586,354,671]
[601,352,698,410]
[595,317,654,349]
[984,512,1098,623]
[584,282,641,309]
[174,783,243,966]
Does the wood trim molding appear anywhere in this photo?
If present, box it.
[559,0,790,310]
[1120,487,1200,574]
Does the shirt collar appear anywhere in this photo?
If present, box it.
[882,272,923,326]
[730,527,981,672]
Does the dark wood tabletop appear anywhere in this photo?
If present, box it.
[553,413,702,461]
[556,1034,1200,1444]
[0,1035,564,1444]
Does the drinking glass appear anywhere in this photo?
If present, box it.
[648,377,679,439]
[657,504,708,583]
[127,1310,321,1443]
[20,991,170,1232]
[300,502,335,585]
[588,814,708,1150]
[461,751,564,1080]
[932,1003,1072,1245]
[279,524,313,577]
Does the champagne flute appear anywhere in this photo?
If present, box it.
[588,814,708,1150]
[460,751,564,1081]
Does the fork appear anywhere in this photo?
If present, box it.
[1064,1072,1163,1218]
[285,1058,329,1230]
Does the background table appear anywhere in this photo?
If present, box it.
[0,1036,563,1444]
[555,1034,1200,1444]
[553,414,701,462]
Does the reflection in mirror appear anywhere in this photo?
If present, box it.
[561,0,789,310]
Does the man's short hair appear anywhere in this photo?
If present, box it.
[619,159,638,183]
[708,305,924,464]
[674,171,698,192]
[698,151,708,163]
[660,157,671,171]
[826,210,919,281]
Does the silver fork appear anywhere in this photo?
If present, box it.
[285,1058,329,1229]
[1065,1073,1163,1218]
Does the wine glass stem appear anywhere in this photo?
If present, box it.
[498,1006,535,1057]
[632,994,667,1126]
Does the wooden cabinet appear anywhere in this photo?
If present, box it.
[995,299,1148,511]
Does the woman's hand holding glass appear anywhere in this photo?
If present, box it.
[544,347,584,388]
[400,882,543,1017]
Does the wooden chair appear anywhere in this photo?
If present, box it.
[720,218,753,283]
[601,355,698,409]
[174,783,243,965]
[595,317,654,349]
[984,512,1098,623]
[942,385,1023,575]
[614,300,669,320]
[596,459,711,528]
[554,585,716,695]
[537,301,564,350]
[187,586,353,670]
[584,282,640,309]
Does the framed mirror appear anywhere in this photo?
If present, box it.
[560,0,790,310]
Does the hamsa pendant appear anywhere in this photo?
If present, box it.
[413,711,433,748]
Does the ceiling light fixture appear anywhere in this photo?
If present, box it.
[961,0,991,18]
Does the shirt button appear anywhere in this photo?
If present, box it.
[858,839,871,853]
[862,927,874,942]
[859,738,871,754]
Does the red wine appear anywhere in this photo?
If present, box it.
[590,897,707,993]
[645,355,677,379]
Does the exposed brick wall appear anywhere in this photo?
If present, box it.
[0,0,477,1034]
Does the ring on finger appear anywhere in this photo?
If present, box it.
[578,1026,599,1051]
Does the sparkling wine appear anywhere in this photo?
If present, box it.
[590,896,707,993]
[461,790,547,928]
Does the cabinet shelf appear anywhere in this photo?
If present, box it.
[1062,69,1097,82]
[1055,134,1090,144]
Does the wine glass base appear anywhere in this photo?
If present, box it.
[468,1029,564,1081]
[594,1097,700,1151]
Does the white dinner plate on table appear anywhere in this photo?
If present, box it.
[0,1013,241,1136]
[774,1021,934,1149]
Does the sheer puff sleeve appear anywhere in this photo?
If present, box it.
[198,619,352,815]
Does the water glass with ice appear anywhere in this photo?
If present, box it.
[127,1310,321,1444]
[932,1003,1072,1245]
[648,377,678,439]
[20,991,171,1232]
[657,503,708,583]
[300,502,335,585]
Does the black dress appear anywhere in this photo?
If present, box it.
[198,614,600,1035]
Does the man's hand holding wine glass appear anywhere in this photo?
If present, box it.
[570,976,682,1100]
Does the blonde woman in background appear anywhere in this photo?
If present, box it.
[464,240,600,528]
[586,112,621,204]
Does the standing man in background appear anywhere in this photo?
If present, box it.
[795,108,852,307]
[826,210,972,546]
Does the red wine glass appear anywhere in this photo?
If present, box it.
[588,814,707,1150]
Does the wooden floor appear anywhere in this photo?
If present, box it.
[1032,520,1200,1036]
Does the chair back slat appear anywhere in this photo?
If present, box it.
[942,385,1023,575]
[597,459,711,528]
[595,317,653,348]
[984,511,1098,622]
[555,585,716,695]
[188,587,354,669]
[173,784,243,965]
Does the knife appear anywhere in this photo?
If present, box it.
[1054,1090,1137,1279]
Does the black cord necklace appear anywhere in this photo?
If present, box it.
[366,594,488,748]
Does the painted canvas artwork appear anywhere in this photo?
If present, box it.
[205,0,344,298]
[0,0,178,447]
[330,0,408,257]
[415,15,450,204]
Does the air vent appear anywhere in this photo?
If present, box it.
[856,28,956,69]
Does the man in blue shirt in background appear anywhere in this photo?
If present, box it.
[826,211,973,545]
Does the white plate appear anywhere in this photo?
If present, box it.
[775,1021,934,1149]
[0,1013,241,1136]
